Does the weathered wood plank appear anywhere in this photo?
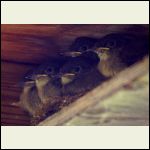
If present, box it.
[64,73,149,126]
[38,57,149,126]
[1,24,62,37]
[2,24,148,64]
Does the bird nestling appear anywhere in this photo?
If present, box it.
[59,56,106,98]
[59,37,98,63]
[33,58,65,111]
[13,80,45,119]
[94,47,126,77]
[94,33,149,77]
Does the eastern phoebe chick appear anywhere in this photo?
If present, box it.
[94,47,126,77]
[94,33,149,77]
[59,56,106,97]
[33,74,62,117]
[60,37,99,63]
[35,75,61,105]
[14,80,44,118]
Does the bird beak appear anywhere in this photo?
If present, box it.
[60,51,82,57]
[35,74,50,82]
[35,74,49,80]
[24,80,35,86]
[95,47,110,54]
[26,80,35,84]
[61,73,75,85]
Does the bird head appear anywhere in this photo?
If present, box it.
[33,60,65,87]
[59,57,93,85]
[34,74,50,86]
[94,47,110,61]
[69,36,98,52]
[60,36,98,58]
[94,33,134,60]
[24,58,65,82]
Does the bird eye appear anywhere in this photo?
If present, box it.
[101,49,105,53]
[73,66,81,73]
[80,45,88,51]
[25,76,30,79]
[45,67,53,73]
[106,40,116,48]
[24,70,34,80]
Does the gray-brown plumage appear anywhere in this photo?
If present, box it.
[14,81,44,118]
[24,56,66,104]
[61,37,99,65]
[59,56,106,97]
[24,56,68,81]
[29,57,67,116]
[94,33,149,77]
[34,74,62,108]
[94,47,126,77]
[13,57,66,123]
[33,58,65,106]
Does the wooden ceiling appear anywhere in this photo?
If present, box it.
[1,24,149,125]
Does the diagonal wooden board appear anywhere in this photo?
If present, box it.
[38,57,149,126]
[64,73,149,126]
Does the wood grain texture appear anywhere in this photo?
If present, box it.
[38,57,149,126]
[1,24,149,64]
[1,61,37,98]
[1,62,36,126]
[1,33,60,64]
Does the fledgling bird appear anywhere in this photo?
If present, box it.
[13,80,44,118]
[59,56,106,98]
[32,57,67,105]
[93,33,149,77]
[33,74,63,116]
[34,70,62,104]
[60,37,99,63]
[94,46,127,77]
